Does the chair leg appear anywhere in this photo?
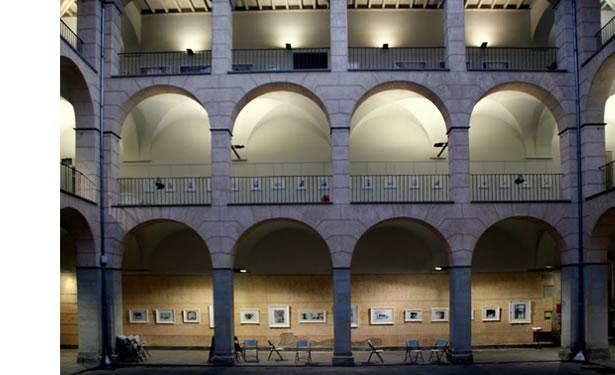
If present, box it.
[417,351,424,363]
[404,350,409,362]
[377,352,384,363]
[367,352,373,364]
[268,350,273,361]
[276,350,284,361]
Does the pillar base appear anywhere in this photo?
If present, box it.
[211,354,236,366]
[448,350,474,364]
[586,348,611,361]
[77,352,100,366]
[332,354,355,366]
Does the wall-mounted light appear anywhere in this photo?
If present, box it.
[155,177,165,190]
[285,43,292,50]
[239,269,248,273]
[545,265,553,269]
[480,42,488,48]
[382,43,389,50]
[514,174,525,185]
[434,266,443,271]
[433,142,448,158]
[186,48,194,55]
[231,144,245,161]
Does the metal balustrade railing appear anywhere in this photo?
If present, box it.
[351,175,449,203]
[118,51,212,76]
[471,174,563,202]
[230,176,331,204]
[348,47,446,70]
[60,164,96,203]
[597,16,615,48]
[60,19,83,53]
[118,177,211,206]
[599,161,615,191]
[466,47,558,71]
[231,48,329,72]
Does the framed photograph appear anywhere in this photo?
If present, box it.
[250,177,261,191]
[296,177,307,190]
[499,175,511,189]
[432,177,442,190]
[239,308,260,324]
[272,177,285,190]
[404,309,423,322]
[231,178,239,192]
[351,304,359,328]
[409,176,420,190]
[431,308,449,322]
[509,301,532,324]
[319,177,329,191]
[185,178,196,192]
[361,176,373,190]
[165,178,176,192]
[155,308,176,324]
[544,311,553,320]
[143,180,154,193]
[384,176,397,189]
[268,305,290,328]
[182,308,201,324]
[129,308,149,324]
[471,309,475,321]
[298,309,327,324]
[481,307,501,322]
[370,307,394,325]
[209,305,215,328]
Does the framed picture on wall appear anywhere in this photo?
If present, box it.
[155,308,176,324]
[250,177,262,191]
[384,176,397,189]
[298,309,327,324]
[361,176,373,190]
[369,307,394,325]
[481,307,501,322]
[164,178,176,192]
[319,177,329,191]
[272,177,285,190]
[509,301,532,324]
[296,177,307,190]
[351,304,359,328]
[185,178,196,192]
[431,308,449,322]
[404,309,423,322]
[182,308,201,324]
[129,308,149,324]
[209,305,215,328]
[239,308,260,324]
[268,305,290,328]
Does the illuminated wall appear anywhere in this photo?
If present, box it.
[60,97,76,162]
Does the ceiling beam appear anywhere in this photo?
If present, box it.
[174,0,183,11]
[143,0,155,12]
[423,0,427,8]
[60,0,76,16]
[516,0,522,9]
[605,0,615,9]
[187,0,196,11]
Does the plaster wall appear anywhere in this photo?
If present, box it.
[61,272,79,346]
[60,97,76,162]
[465,10,540,47]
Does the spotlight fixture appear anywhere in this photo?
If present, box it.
[545,265,553,269]
[239,269,248,273]
[285,43,292,50]
[186,48,194,55]
[480,42,488,48]
[434,266,443,271]
[231,144,245,161]
[433,142,449,158]
[382,43,389,49]
[155,177,166,190]
[514,174,525,185]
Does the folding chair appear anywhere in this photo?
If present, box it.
[295,339,312,363]
[367,340,384,364]
[234,336,243,361]
[267,339,286,361]
[404,339,424,363]
[428,339,449,363]
[243,339,259,362]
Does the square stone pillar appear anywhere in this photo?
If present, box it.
[448,266,473,363]
[103,1,122,77]
[559,128,579,202]
[444,0,466,71]
[211,0,233,75]
[103,131,121,206]
[212,269,235,365]
[553,0,575,72]
[105,268,124,352]
[76,267,103,364]
[448,127,470,203]
[76,0,102,69]
[560,264,580,359]
[581,123,607,197]
[332,268,354,366]
[75,128,100,185]
[330,0,348,72]
[576,0,601,63]
[331,127,350,204]
[584,263,610,360]
[211,129,231,206]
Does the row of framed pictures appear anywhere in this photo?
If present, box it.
[129,308,207,325]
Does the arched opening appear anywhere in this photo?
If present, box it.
[233,219,333,360]
[118,93,211,205]
[351,219,450,352]
[121,220,213,349]
[231,90,331,204]
[469,90,561,201]
[603,86,615,190]
[350,88,449,203]
[60,96,76,165]
[472,218,561,350]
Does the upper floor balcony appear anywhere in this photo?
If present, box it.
[61,163,97,203]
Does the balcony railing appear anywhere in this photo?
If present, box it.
[60,19,83,53]
[471,174,563,202]
[348,47,446,71]
[597,16,615,48]
[466,47,558,71]
[599,161,615,192]
[118,51,212,76]
[231,48,329,73]
[60,164,96,203]
[118,177,211,206]
[351,175,449,203]
[230,176,331,204]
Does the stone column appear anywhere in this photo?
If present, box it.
[443,0,466,71]
[212,268,235,365]
[76,267,103,364]
[103,1,122,77]
[210,129,231,206]
[553,0,575,72]
[211,0,233,75]
[331,127,350,204]
[329,0,348,72]
[576,0,602,63]
[103,131,121,206]
[332,268,354,366]
[581,123,607,197]
[584,263,610,360]
[560,264,580,359]
[559,128,579,202]
[105,268,124,352]
[448,266,473,363]
[448,127,470,203]
[76,0,102,69]
[75,129,100,186]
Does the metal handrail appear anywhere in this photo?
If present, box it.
[230,175,331,204]
[599,161,615,191]
[60,19,83,53]
[466,47,558,71]
[232,48,330,72]
[60,163,97,203]
[118,177,212,206]
[348,47,446,70]
[471,173,563,201]
[351,174,449,203]
[118,50,212,76]
[597,16,615,47]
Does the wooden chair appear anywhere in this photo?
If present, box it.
[404,339,424,363]
[295,339,312,363]
[367,340,384,364]
[243,339,259,362]
[428,339,449,363]
[267,339,285,361]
